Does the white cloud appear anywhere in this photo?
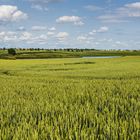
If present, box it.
[28,0,63,5]
[31,5,43,10]
[19,32,32,41]
[31,26,47,31]
[49,27,56,31]
[31,4,49,11]
[115,41,121,44]
[18,26,26,31]
[85,5,103,11]
[98,15,116,20]
[98,15,126,23]
[0,30,71,46]
[74,21,84,26]
[77,35,93,44]
[98,2,140,23]
[28,0,63,11]
[89,26,109,35]
[76,26,109,46]
[19,32,48,44]
[56,32,69,41]
[0,31,18,42]
[0,30,68,46]
[56,16,84,26]
[128,12,140,17]
[116,6,140,18]
[77,36,87,41]
[125,2,140,9]
[98,26,109,33]
[47,31,55,36]
[106,0,112,3]
[31,34,48,44]
[89,31,95,35]
[0,5,28,24]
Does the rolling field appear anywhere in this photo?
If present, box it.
[0,56,140,139]
[0,49,140,59]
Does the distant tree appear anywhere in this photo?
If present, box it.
[8,48,16,55]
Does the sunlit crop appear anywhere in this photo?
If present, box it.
[0,56,140,139]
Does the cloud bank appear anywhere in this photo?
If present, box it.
[0,5,28,24]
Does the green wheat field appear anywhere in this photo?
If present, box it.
[0,56,140,140]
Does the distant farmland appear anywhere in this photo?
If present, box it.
[0,49,140,59]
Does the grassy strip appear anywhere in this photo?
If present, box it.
[0,50,140,59]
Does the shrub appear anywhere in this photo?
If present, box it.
[8,48,16,55]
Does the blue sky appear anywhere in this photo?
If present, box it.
[0,0,140,50]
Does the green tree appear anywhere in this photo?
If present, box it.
[8,48,16,55]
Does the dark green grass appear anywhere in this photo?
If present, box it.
[0,49,140,59]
